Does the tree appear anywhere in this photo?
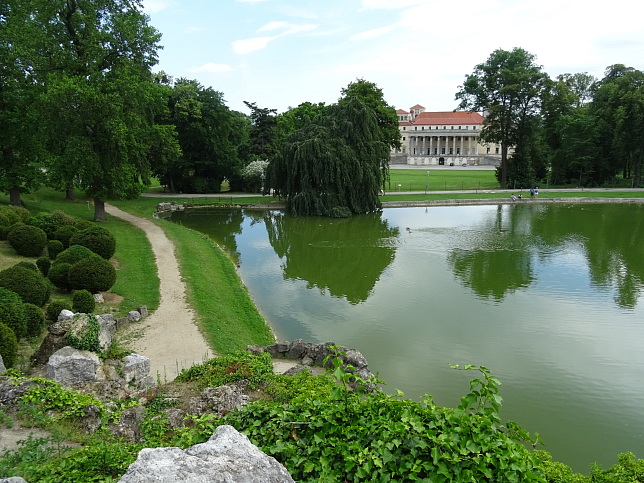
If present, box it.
[244,101,279,160]
[265,97,388,217]
[30,0,171,220]
[0,0,45,206]
[456,48,547,189]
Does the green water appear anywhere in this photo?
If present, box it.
[172,202,644,473]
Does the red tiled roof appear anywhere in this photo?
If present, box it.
[396,109,409,114]
[409,104,425,109]
[408,111,484,126]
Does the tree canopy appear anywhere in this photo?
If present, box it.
[266,97,389,217]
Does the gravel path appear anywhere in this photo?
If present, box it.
[105,204,213,382]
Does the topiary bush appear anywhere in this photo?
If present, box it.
[23,303,46,338]
[0,287,28,339]
[48,262,72,291]
[68,255,116,293]
[69,226,116,260]
[46,299,72,321]
[72,289,95,314]
[52,224,79,248]
[16,261,38,272]
[26,210,76,239]
[47,239,64,260]
[74,219,94,231]
[7,223,47,257]
[55,244,94,265]
[36,257,51,277]
[0,322,18,369]
[0,225,9,241]
[0,265,51,307]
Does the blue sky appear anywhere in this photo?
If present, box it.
[142,0,643,115]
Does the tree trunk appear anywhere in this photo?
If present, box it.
[66,187,76,201]
[94,197,107,221]
[500,143,509,189]
[9,186,22,207]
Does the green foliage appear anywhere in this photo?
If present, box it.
[47,239,64,260]
[0,205,24,226]
[46,299,72,321]
[176,351,274,389]
[0,433,70,480]
[534,451,591,482]
[263,370,338,403]
[54,245,94,266]
[36,257,51,277]
[0,322,18,368]
[53,224,79,249]
[72,290,96,314]
[16,261,38,272]
[0,286,28,338]
[7,223,47,257]
[66,316,101,352]
[591,452,644,482]
[222,362,545,482]
[68,255,116,293]
[241,159,269,193]
[0,265,50,307]
[69,226,116,260]
[0,225,8,241]
[25,211,75,239]
[47,262,72,291]
[23,302,46,338]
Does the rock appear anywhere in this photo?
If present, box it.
[32,332,68,365]
[46,346,100,387]
[127,310,142,322]
[137,306,148,318]
[81,404,102,433]
[116,316,129,330]
[48,315,75,336]
[118,425,294,483]
[0,355,5,373]
[0,477,29,483]
[96,314,116,351]
[94,293,105,304]
[0,376,36,409]
[109,406,146,442]
[189,381,250,416]
[121,354,151,384]
[285,339,309,359]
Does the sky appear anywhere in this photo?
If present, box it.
[141,0,644,115]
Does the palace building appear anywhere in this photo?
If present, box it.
[391,104,504,167]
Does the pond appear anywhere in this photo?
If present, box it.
[171,202,644,472]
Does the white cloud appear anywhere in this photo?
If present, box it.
[350,25,395,41]
[188,63,234,73]
[258,21,289,32]
[232,23,317,54]
[232,36,275,54]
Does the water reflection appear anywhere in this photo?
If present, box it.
[263,212,399,304]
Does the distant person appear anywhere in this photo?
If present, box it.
[535,187,539,197]
[518,194,522,200]
[510,194,517,201]
[530,188,535,198]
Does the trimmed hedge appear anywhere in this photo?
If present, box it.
[48,262,72,291]
[36,257,51,277]
[53,225,79,248]
[23,302,46,338]
[7,223,47,257]
[72,289,95,314]
[68,255,116,293]
[46,299,72,321]
[69,226,116,260]
[0,287,27,339]
[0,322,18,368]
[0,265,51,307]
[26,210,76,239]
[16,261,38,272]
[47,239,64,260]
[55,244,94,265]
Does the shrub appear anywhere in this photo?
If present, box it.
[26,210,76,239]
[0,265,50,307]
[0,287,27,339]
[68,255,116,293]
[72,290,95,314]
[52,225,79,248]
[55,244,94,265]
[46,299,72,321]
[69,226,116,260]
[66,315,101,352]
[0,322,18,368]
[47,262,72,291]
[0,225,9,241]
[0,205,29,225]
[23,303,46,338]
[36,257,51,277]
[75,219,94,231]
[7,223,47,257]
[47,239,64,260]
[16,261,38,272]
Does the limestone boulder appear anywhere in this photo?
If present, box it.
[118,425,294,483]
[46,346,100,387]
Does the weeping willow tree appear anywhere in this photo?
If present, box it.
[266,97,389,217]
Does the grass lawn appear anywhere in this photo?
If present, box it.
[387,168,499,192]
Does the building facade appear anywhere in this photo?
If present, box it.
[391,104,504,166]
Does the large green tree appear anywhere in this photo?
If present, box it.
[266,97,388,217]
[244,101,279,160]
[456,48,547,189]
[29,0,172,220]
[0,0,45,206]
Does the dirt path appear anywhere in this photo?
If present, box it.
[105,204,213,382]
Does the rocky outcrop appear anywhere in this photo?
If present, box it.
[0,477,28,483]
[46,346,101,386]
[0,355,5,373]
[248,339,375,384]
[118,425,294,483]
[188,380,250,417]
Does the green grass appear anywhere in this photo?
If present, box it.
[387,168,499,192]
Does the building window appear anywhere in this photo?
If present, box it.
[486,147,490,154]
[414,127,417,131]
[473,126,477,130]
[402,127,406,130]
[466,126,469,130]
[441,147,445,154]
[458,126,461,129]
[449,148,453,154]
[422,126,424,130]
[456,148,460,154]
[443,126,446,129]
[495,147,499,154]
[402,137,406,141]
